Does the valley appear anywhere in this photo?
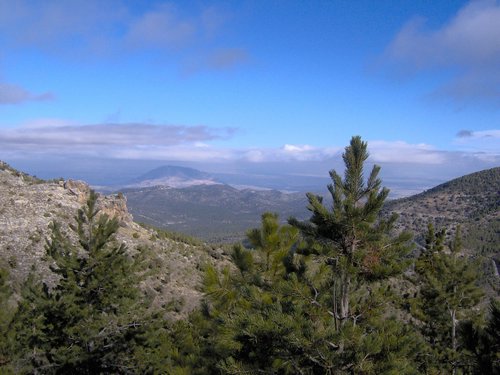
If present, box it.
[123,184,309,242]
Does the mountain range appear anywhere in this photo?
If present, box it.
[1,161,498,310]
[122,184,309,243]
[108,164,308,242]
[126,165,223,188]
[120,164,499,261]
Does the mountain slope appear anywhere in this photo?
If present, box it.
[384,167,498,236]
[0,161,228,318]
[123,184,309,242]
[383,167,499,280]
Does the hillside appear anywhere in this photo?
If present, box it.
[122,184,309,242]
[0,161,229,318]
[383,166,500,280]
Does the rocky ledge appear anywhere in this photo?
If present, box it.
[0,162,228,318]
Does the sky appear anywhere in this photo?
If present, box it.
[0,0,499,195]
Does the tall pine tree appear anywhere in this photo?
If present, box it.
[0,266,15,371]
[196,137,420,374]
[289,136,413,330]
[9,190,149,374]
[415,224,484,374]
[461,299,500,374]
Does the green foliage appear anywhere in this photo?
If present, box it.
[382,167,499,292]
[199,215,315,373]
[199,214,420,374]
[184,137,421,374]
[461,299,500,374]
[7,191,150,373]
[289,136,413,326]
[5,273,51,373]
[414,224,484,373]
[0,267,14,370]
[247,212,299,275]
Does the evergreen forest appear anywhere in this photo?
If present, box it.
[0,137,498,374]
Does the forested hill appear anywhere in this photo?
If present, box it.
[383,166,499,262]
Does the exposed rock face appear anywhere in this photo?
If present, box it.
[100,193,134,226]
[62,179,133,225]
[64,179,91,204]
[0,162,228,317]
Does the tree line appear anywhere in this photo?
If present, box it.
[0,136,498,374]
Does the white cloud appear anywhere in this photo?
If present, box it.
[18,118,75,129]
[0,122,236,160]
[110,145,234,161]
[193,142,210,148]
[236,144,340,163]
[0,82,54,105]
[2,123,498,196]
[243,150,265,162]
[1,121,498,176]
[388,1,500,68]
[283,144,313,152]
[463,129,500,139]
[454,128,500,153]
[237,141,462,165]
[385,0,500,105]
[0,0,247,71]
[281,144,339,161]
[368,141,446,164]
[125,3,196,50]
[0,0,127,54]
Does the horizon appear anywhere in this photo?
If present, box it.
[1,1,499,194]
[4,157,497,200]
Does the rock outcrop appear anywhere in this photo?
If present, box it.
[0,162,227,317]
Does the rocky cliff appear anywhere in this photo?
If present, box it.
[0,161,228,318]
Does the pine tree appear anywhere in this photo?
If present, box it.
[197,137,419,374]
[9,190,149,374]
[7,273,53,373]
[483,300,500,374]
[201,213,312,374]
[246,212,299,276]
[479,299,500,374]
[461,299,500,374]
[415,224,484,374]
[202,213,419,373]
[0,266,15,371]
[289,136,412,330]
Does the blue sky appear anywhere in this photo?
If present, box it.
[0,0,499,194]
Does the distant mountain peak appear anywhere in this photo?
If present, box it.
[128,165,223,188]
